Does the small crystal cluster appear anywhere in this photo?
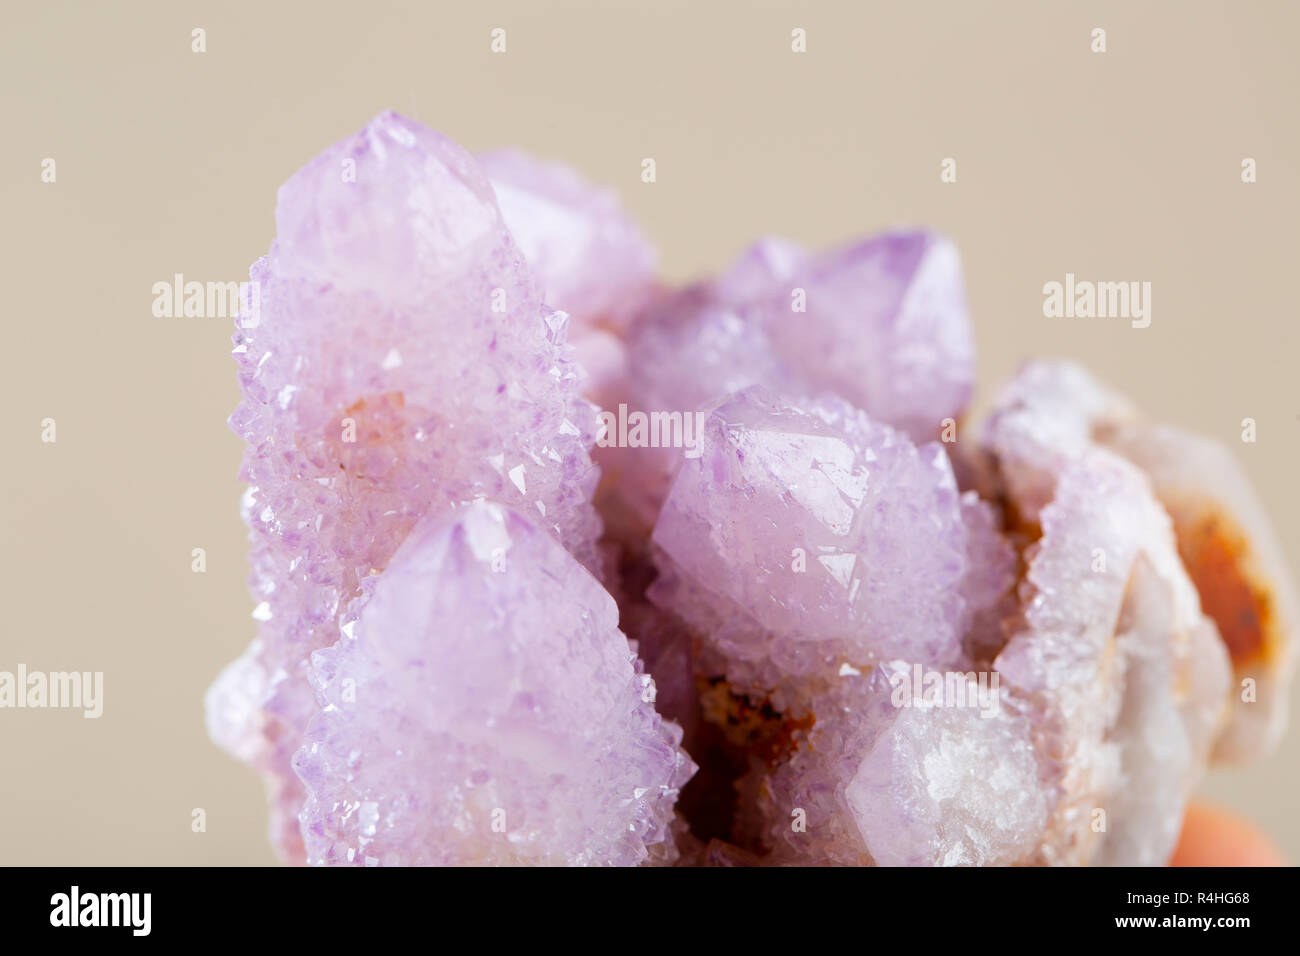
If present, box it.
[208,112,1297,866]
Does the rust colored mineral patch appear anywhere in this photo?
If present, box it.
[697,676,815,767]
[1172,504,1277,669]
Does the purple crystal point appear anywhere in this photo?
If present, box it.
[755,661,1046,866]
[645,387,1029,864]
[478,149,658,330]
[627,231,974,444]
[602,230,976,538]
[295,501,693,866]
[207,113,605,861]
[649,387,1007,686]
[738,231,975,442]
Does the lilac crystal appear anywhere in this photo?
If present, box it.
[649,387,1011,687]
[295,501,693,866]
[730,232,975,442]
[207,113,610,861]
[600,231,974,537]
[647,389,1039,865]
[210,113,1296,867]
[623,231,974,445]
[477,148,658,331]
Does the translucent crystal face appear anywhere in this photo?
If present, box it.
[478,148,658,330]
[206,113,610,861]
[209,114,1294,867]
[295,501,693,866]
[649,388,989,673]
[844,688,1047,867]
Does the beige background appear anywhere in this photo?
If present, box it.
[1,0,1296,865]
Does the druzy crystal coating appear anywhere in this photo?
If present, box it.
[208,112,1296,866]
[295,501,692,866]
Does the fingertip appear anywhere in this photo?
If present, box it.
[1169,800,1287,867]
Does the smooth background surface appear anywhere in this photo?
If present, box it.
[1,0,1296,865]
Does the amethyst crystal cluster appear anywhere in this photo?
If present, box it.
[207,112,1297,866]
